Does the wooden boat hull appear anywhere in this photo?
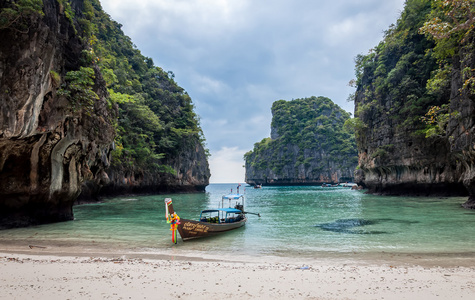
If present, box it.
[177,217,247,241]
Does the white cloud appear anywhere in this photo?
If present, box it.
[192,74,229,95]
[100,0,406,183]
[103,0,251,41]
[208,147,246,183]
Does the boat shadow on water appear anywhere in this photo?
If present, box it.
[314,218,420,235]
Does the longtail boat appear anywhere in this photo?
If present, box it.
[165,193,258,243]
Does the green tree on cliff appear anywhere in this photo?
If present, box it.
[420,0,475,94]
[418,0,474,137]
[245,96,357,181]
[352,0,446,144]
[71,0,207,174]
[0,0,43,32]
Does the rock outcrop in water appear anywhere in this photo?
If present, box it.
[0,0,210,228]
[245,97,358,186]
[352,0,475,206]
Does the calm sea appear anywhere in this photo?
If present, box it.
[1,183,475,263]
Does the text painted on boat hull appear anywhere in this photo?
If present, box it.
[182,222,210,235]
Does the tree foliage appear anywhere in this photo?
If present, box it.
[245,97,358,176]
[0,0,43,32]
[353,0,475,152]
[353,0,449,142]
[420,0,475,40]
[58,67,98,113]
[420,0,475,95]
[56,0,207,173]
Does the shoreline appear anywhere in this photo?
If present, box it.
[2,238,475,267]
[1,249,475,299]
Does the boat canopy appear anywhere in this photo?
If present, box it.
[201,208,242,214]
[222,194,244,200]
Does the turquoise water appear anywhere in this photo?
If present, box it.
[1,184,474,260]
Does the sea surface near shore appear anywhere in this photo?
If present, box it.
[1,184,475,298]
[1,184,475,262]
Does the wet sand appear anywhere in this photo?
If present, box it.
[1,243,475,299]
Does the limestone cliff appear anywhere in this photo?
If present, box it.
[0,0,115,228]
[76,0,210,200]
[0,0,210,228]
[446,35,475,207]
[245,96,358,186]
[352,0,475,204]
[92,141,210,197]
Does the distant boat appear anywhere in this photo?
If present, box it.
[254,184,262,189]
[322,182,357,188]
[165,193,259,243]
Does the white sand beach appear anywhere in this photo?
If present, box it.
[1,246,475,300]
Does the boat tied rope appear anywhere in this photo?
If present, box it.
[169,212,180,244]
[165,198,180,244]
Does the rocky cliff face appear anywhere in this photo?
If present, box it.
[0,0,116,228]
[355,84,473,198]
[353,1,475,204]
[87,141,210,198]
[354,114,465,196]
[246,143,357,186]
[75,0,210,200]
[447,36,475,207]
[0,0,210,223]
[245,97,358,186]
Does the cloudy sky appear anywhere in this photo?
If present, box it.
[100,0,406,183]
